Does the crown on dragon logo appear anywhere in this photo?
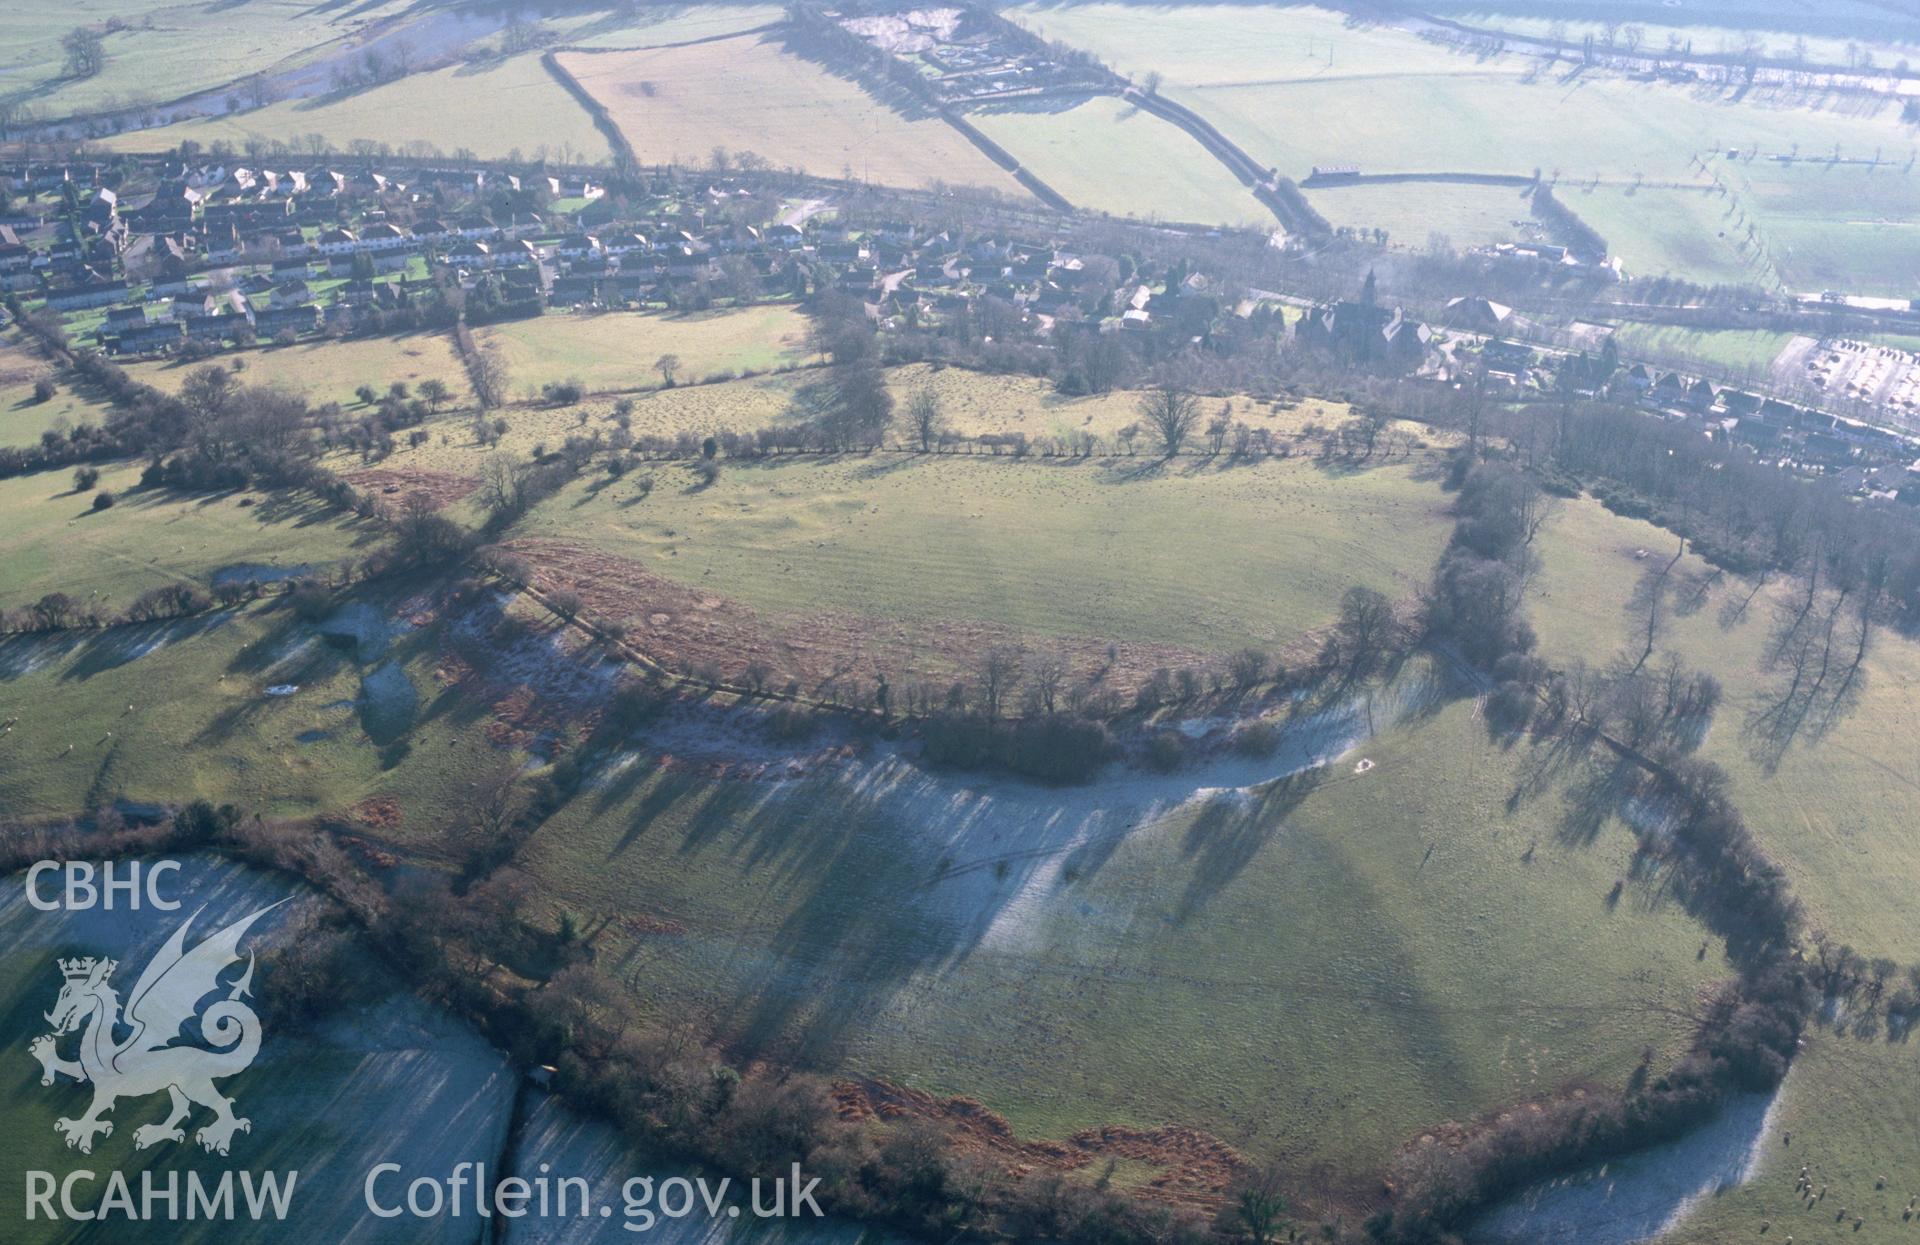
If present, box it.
[32,903,280,1157]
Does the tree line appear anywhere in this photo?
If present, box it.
[1373,448,1818,1244]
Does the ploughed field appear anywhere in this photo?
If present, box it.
[554,35,1033,197]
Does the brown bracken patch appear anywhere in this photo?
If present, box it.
[831,1079,1246,1210]
[503,538,1271,701]
[347,466,478,510]
[483,684,597,753]
[351,796,403,829]
[620,913,688,937]
[335,834,399,870]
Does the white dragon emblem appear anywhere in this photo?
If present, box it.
[28,902,281,1156]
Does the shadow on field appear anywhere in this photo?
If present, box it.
[0,632,86,682]
[599,766,966,1066]
[586,667,1463,1065]
[57,613,238,683]
[1174,766,1322,923]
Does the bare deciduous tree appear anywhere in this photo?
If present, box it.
[1335,585,1398,683]
[1026,651,1067,715]
[62,28,105,79]
[905,386,944,452]
[1138,385,1199,457]
[977,646,1023,718]
[471,346,510,408]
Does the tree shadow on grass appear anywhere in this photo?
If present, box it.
[59,613,238,683]
[1108,453,1179,483]
[1173,767,1322,924]
[1556,749,1639,848]
[0,631,86,682]
[849,451,936,481]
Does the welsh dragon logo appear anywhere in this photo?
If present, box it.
[29,902,281,1156]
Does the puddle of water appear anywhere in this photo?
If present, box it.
[359,660,419,740]
[211,562,312,589]
[318,602,404,661]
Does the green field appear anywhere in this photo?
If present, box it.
[1609,323,1794,377]
[322,362,1377,485]
[3,0,414,119]
[99,52,611,164]
[521,676,1726,1194]
[564,4,785,49]
[9,5,1919,1216]
[556,36,1031,194]
[1529,495,1920,961]
[126,334,472,413]
[0,450,1863,1228]
[1720,159,1920,296]
[1502,491,1920,1243]
[1182,75,1899,190]
[513,453,1451,669]
[1012,4,1920,292]
[1303,180,1537,249]
[1667,1033,1920,1245]
[0,334,113,449]
[473,305,816,398]
[1012,3,1497,87]
[1578,157,1920,297]
[0,580,527,822]
[1562,183,1773,288]
[0,461,373,616]
[1429,1,1920,74]
[14,0,776,128]
[971,95,1270,226]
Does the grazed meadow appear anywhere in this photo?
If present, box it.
[7,2,1920,1239]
